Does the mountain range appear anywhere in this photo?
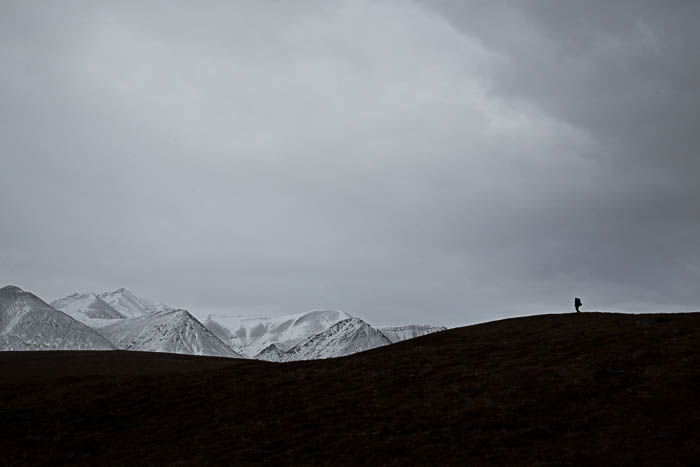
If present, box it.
[49,288,172,324]
[50,288,235,357]
[2,285,446,360]
[204,309,353,357]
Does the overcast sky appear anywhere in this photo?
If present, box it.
[1,1,699,326]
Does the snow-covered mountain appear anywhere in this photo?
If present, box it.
[50,293,125,327]
[99,309,241,358]
[51,288,241,358]
[97,288,173,318]
[0,286,113,351]
[256,318,391,362]
[208,309,448,360]
[379,325,447,343]
[205,309,352,357]
[10,284,446,360]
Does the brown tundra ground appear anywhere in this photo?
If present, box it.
[1,312,698,466]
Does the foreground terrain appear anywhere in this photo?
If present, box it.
[1,312,698,465]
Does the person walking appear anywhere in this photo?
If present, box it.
[574,297,582,313]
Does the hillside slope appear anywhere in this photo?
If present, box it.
[379,324,447,343]
[1,312,698,465]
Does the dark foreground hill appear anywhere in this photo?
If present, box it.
[1,312,698,465]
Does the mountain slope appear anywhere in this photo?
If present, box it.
[50,293,125,327]
[99,309,241,358]
[379,324,447,343]
[0,286,113,351]
[254,343,287,362]
[277,318,391,361]
[2,312,698,465]
[98,288,173,318]
[205,309,352,357]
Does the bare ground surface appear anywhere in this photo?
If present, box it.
[0,312,698,466]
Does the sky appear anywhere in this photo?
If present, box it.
[1,1,699,327]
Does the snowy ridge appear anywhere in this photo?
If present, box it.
[50,293,125,327]
[257,318,391,362]
[99,309,242,358]
[97,288,173,318]
[0,286,113,351]
[379,325,447,343]
[205,309,352,357]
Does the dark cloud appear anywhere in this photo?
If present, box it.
[418,0,700,310]
[1,1,698,326]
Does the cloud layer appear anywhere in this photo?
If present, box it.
[2,1,698,325]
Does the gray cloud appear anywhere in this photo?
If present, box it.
[1,1,698,326]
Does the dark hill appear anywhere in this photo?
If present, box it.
[1,312,698,465]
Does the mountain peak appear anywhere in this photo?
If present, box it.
[96,289,172,318]
[169,309,195,320]
[50,292,125,323]
[102,287,135,297]
[0,286,37,304]
[277,317,391,362]
[100,307,241,358]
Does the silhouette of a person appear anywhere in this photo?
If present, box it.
[574,297,582,313]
